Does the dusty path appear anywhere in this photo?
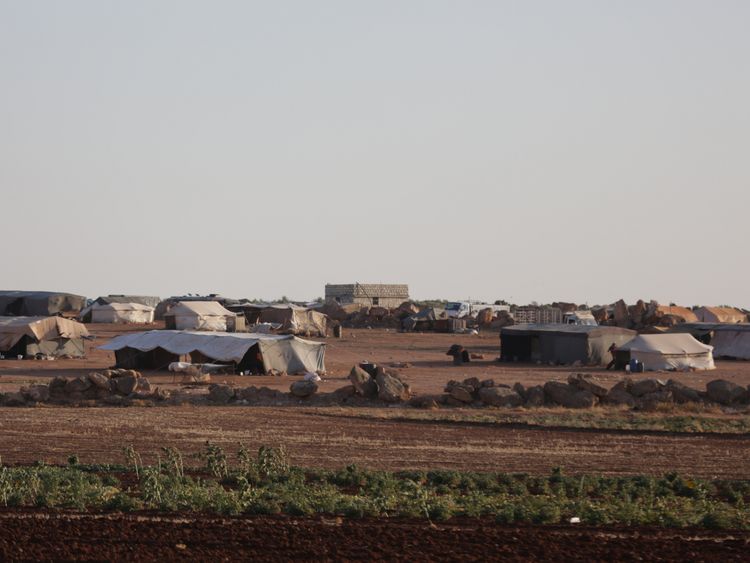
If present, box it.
[1,407,748,477]
[0,512,747,561]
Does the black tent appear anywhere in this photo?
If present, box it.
[0,291,87,317]
[500,324,636,365]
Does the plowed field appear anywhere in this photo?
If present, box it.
[0,512,747,562]
[1,407,748,477]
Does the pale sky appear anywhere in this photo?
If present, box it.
[1,1,748,307]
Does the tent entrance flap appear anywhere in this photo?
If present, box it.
[114,347,183,370]
[237,344,264,374]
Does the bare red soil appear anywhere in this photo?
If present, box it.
[0,512,747,562]
[0,407,749,477]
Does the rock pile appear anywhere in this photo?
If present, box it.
[433,374,750,411]
[0,369,166,406]
[348,365,411,402]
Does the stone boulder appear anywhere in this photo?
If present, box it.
[613,299,630,328]
[567,373,608,397]
[605,388,635,407]
[48,377,68,400]
[448,385,474,404]
[208,384,235,404]
[65,376,92,394]
[630,378,664,398]
[512,382,527,401]
[479,386,523,407]
[461,377,481,393]
[114,374,139,396]
[87,372,111,390]
[349,366,378,398]
[21,385,50,403]
[290,380,318,398]
[375,368,410,403]
[636,390,673,411]
[706,379,746,405]
[524,385,545,407]
[543,381,597,408]
[2,392,26,406]
[666,380,701,404]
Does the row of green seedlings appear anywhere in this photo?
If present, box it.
[0,446,749,529]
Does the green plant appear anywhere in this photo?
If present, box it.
[257,445,289,479]
[123,445,142,479]
[201,442,228,479]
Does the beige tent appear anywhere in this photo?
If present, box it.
[618,334,714,371]
[164,301,243,332]
[694,307,747,324]
[89,303,155,324]
[257,305,327,337]
[655,305,698,323]
[0,316,89,358]
[100,330,325,374]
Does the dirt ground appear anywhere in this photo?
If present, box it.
[0,512,747,562]
[2,324,750,395]
[1,407,749,477]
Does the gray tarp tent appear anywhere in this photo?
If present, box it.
[0,316,90,358]
[100,330,325,374]
[500,324,636,365]
[669,323,750,360]
[0,291,87,317]
[245,305,328,337]
[94,295,161,308]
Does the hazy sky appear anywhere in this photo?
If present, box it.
[1,1,748,307]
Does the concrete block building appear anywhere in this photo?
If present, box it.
[325,283,409,308]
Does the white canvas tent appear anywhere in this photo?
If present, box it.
[618,334,715,371]
[88,303,155,324]
[99,330,325,374]
[164,301,240,332]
